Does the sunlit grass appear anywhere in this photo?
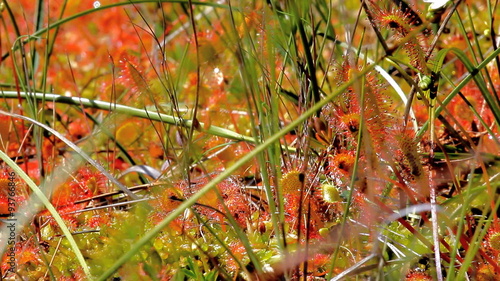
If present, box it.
[1,0,499,280]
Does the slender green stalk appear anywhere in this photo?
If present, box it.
[1,0,236,61]
[290,0,321,110]
[0,109,139,200]
[417,46,500,138]
[445,175,477,280]
[226,0,283,269]
[327,70,366,279]
[0,91,254,143]
[97,59,380,281]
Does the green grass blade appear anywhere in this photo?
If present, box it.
[0,91,255,143]
[0,109,139,200]
[0,150,91,279]
[417,46,500,138]
[97,59,380,281]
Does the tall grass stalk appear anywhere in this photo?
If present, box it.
[0,150,92,279]
[2,0,500,279]
[97,61,379,280]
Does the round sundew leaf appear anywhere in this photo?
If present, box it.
[280,170,303,194]
[116,121,140,146]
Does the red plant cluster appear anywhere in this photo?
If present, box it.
[369,1,428,74]
[0,0,499,279]
[0,167,27,216]
[34,167,107,230]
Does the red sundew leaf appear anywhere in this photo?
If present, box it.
[48,167,101,209]
[280,170,304,195]
[117,54,151,104]
[369,2,429,73]
[307,253,331,276]
[51,185,77,208]
[87,213,111,228]
[0,194,9,215]
[67,118,91,141]
[333,61,362,115]
[362,74,398,155]
[61,214,79,230]
[148,142,164,159]
[475,263,500,281]
[395,128,425,178]
[1,241,42,273]
[328,152,356,180]
[405,271,433,280]
[150,186,183,215]
[0,194,25,216]
[77,167,107,196]
[172,174,256,228]
[218,178,254,227]
[339,112,361,134]
[37,204,81,231]
[226,241,248,272]
[486,231,500,256]
[0,115,12,145]
[23,160,41,184]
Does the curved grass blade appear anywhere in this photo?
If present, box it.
[0,110,139,200]
[96,60,379,280]
[0,91,255,143]
[1,0,236,61]
[0,150,92,279]
[118,165,161,180]
[417,46,500,139]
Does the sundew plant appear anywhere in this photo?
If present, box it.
[0,0,499,280]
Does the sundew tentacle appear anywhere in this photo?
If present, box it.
[369,1,429,74]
